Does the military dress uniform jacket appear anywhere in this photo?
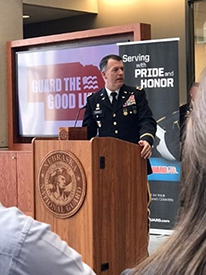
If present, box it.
[82,84,157,174]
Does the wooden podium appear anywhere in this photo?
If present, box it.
[33,136,148,274]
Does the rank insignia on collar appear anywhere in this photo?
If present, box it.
[136,86,143,90]
[87,92,94,97]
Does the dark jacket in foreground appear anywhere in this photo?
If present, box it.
[82,84,157,174]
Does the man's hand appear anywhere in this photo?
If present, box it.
[138,140,152,159]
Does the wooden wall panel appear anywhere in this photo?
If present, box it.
[16,151,33,216]
[0,151,17,207]
[0,151,33,217]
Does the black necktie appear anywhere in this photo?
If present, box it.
[111,92,117,108]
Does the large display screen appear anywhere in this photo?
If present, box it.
[16,43,118,137]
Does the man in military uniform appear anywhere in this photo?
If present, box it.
[83,54,156,239]
[82,54,156,174]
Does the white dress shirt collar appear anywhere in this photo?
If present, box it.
[105,87,120,103]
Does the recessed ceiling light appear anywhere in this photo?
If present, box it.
[23,15,30,19]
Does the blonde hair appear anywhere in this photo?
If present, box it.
[131,69,206,275]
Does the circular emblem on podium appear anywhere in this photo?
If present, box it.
[38,150,86,218]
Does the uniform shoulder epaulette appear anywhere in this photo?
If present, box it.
[87,92,94,98]
[136,86,143,91]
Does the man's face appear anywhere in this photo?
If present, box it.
[101,58,124,91]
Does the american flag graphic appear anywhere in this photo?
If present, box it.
[82,76,99,90]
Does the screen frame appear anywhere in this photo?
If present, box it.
[6,23,151,150]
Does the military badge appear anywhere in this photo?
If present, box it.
[133,106,137,114]
[94,110,102,115]
[96,103,100,110]
[123,94,136,107]
[123,108,128,116]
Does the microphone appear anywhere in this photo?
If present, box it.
[74,105,86,127]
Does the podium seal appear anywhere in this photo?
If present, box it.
[38,150,86,218]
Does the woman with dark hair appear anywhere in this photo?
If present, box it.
[122,70,206,275]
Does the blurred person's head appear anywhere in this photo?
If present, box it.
[182,76,206,213]
[189,81,199,102]
[129,70,206,275]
